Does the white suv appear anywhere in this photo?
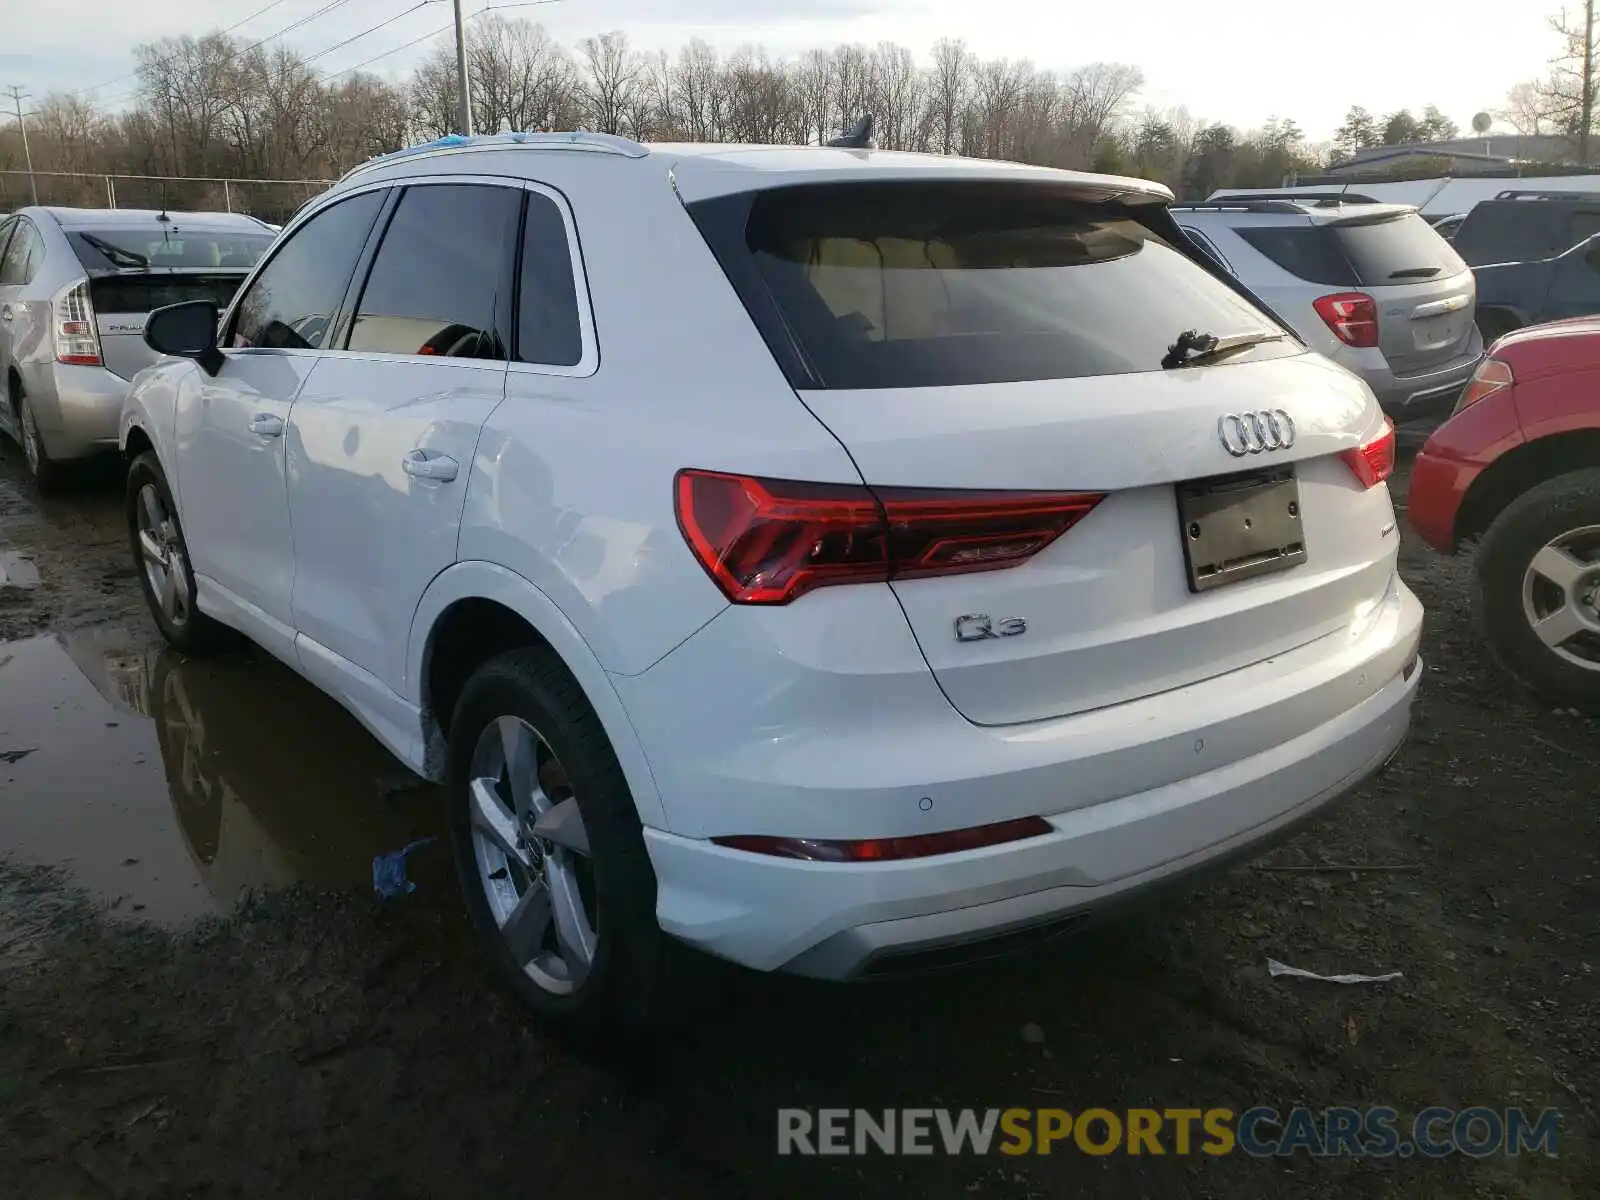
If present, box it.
[120,133,1422,1025]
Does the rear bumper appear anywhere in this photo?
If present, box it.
[1363,346,1484,423]
[19,360,129,460]
[633,575,1424,978]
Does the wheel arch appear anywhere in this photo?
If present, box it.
[407,561,670,830]
[1457,429,1600,546]
[1475,304,1529,344]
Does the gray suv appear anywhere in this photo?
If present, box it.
[1174,197,1482,422]
[0,207,277,488]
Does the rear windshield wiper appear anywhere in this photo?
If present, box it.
[1388,266,1441,279]
[1162,328,1286,370]
[79,232,148,269]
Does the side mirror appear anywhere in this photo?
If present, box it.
[144,300,223,376]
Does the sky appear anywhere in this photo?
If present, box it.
[0,0,1561,141]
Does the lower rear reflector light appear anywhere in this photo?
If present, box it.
[712,815,1054,862]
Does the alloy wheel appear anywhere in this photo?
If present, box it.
[135,483,193,629]
[468,715,598,995]
[1521,524,1600,673]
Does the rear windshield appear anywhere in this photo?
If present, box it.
[699,183,1293,390]
[89,274,249,315]
[1239,214,1463,287]
[1334,213,1465,283]
[68,228,274,272]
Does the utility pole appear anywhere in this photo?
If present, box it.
[4,86,37,205]
[1584,0,1596,165]
[451,0,474,136]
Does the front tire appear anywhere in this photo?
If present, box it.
[447,646,667,1028]
[126,451,229,653]
[1474,468,1600,714]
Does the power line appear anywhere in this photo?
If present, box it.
[302,1,439,67]
[321,0,564,80]
[78,0,304,97]
[93,0,371,109]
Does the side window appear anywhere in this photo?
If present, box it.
[1546,238,1600,313]
[232,190,385,351]
[0,219,16,274]
[1236,226,1357,287]
[518,191,583,367]
[347,184,521,359]
[1566,209,1600,249]
[0,220,42,286]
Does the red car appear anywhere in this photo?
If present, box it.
[1410,319,1600,712]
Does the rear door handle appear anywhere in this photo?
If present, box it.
[248,413,284,437]
[402,449,459,482]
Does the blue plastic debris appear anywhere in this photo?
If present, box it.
[372,837,437,899]
[375,134,473,163]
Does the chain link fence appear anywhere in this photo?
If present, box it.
[0,171,334,224]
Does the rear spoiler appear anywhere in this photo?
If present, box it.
[1321,206,1420,227]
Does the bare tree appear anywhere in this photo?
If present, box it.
[1502,79,1555,135]
[578,30,645,135]
[927,39,972,155]
[1540,0,1598,160]
[671,40,724,141]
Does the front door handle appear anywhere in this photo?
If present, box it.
[402,449,459,482]
[248,413,284,438]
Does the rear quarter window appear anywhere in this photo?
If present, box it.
[694,182,1295,390]
[1236,226,1358,287]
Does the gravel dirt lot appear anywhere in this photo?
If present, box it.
[0,444,1595,1199]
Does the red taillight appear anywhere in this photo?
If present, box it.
[1453,358,1513,415]
[674,469,1104,605]
[713,816,1054,862]
[1313,292,1380,348]
[1339,418,1396,489]
[53,279,102,367]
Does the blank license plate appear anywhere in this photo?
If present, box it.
[1176,466,1307,593]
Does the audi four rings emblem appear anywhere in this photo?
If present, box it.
[1218,409,1296,457]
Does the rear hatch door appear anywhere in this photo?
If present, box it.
[87,272,251,379]
[65,225,273,379]
[1328,210,1476,375]
[696,181,1400,726]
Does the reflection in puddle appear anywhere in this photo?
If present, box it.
[0,627,443,923]
[0,551,40,589]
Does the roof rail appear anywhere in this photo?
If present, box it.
[1493,188,1600,202]
[1212,190,1383,205]
[339,130,650,184]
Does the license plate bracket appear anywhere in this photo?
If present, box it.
[1176,466,1306,593]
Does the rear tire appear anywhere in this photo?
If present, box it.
[446,646,669,1029]
[126,451,230,654]
[17,392,67,493]
[1474,468,1600,715]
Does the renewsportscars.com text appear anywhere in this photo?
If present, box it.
[777,1106,1561,1158]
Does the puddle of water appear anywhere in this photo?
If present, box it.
[0,627,443,924]
[0,551,39,589]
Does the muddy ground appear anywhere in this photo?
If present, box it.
[0,444,1595,1199]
